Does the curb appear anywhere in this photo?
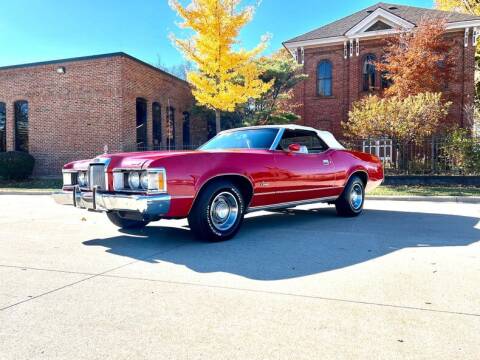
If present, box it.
[0,191,53,196]
[367,195,480,204]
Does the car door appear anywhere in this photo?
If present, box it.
[273,129,339,204]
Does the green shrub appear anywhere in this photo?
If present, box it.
[443,129,480,175]
[0,151,35,180]
[344,92,451,141]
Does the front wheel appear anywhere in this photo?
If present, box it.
[106,211,150,229]
[335,176,365,217]
[188,180,245,242]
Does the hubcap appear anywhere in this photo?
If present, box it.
[350,183,363,210]
[209,192,239,231]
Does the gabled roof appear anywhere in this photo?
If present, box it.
[284,2,480,44]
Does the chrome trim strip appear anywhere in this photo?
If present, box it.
[344,170,369,187]
[247,196,339,213]
[269,127,285,151]
[52,191,171,217]
[112,168,144,172]
[171,195,195,199]
[255,186,343,196]
[112,167,167,194]
[88,157,111,191]
[191,173,255,213]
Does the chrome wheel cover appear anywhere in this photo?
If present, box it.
[350,183,363,210]
[209,192,239,232]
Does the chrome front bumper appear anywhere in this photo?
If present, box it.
[52,188,171,217]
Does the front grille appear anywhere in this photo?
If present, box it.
[89,164,106,190]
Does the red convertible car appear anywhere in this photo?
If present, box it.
[53,125,383,241]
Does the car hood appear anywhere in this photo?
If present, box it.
[64,151,197,171]
[65,149,272,171]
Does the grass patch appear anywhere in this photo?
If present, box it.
[0,179,479,197]
[0,178,62,192]
[369,185,480,197]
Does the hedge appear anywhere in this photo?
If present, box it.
[0,151,35,180]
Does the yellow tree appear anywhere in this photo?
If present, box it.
[169,0,272,133]
[436,0,480,14]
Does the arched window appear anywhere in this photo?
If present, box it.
[14,100,29,152]
[166,106,176,149]
[317,60,332,97]
[0,102,6,152]
[362,54,377,91]
[182,112,191,149]
[152,102,162,148]
[136,98,147,150]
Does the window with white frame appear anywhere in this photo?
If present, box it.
[362,138,392,162]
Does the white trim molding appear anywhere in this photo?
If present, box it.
[345,8,415,36]
[283,19,480,53]
[446,20,480,31]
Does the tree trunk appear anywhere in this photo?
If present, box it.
[215,109,221,134]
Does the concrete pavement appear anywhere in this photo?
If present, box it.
[0,195,479,359]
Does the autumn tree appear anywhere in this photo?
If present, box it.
[343,20,455,141]
[436,0,480,16]
[243,49,308,126]
[169,0,272,134]
[377,19,454,98]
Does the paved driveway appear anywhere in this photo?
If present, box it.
[0,195,479,359]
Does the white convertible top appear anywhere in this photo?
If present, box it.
[220,124,346,150]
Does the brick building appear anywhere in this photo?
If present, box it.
[0,52,208,176]
[283,2,480,138]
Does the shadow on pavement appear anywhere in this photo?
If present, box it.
[83,207,480,280]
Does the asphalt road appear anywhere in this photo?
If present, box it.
[0,195,479,359]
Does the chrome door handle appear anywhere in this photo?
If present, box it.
[323,159,330,166]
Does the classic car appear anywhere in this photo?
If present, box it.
[53,125,383,241]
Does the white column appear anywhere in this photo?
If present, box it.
[349,39,354,57]
[356,38,360,56]
[465,28,470,47]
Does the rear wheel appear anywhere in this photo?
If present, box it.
[335,176,365,217]
[188,180,245,242]
[106,211,150,229]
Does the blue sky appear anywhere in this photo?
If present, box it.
[0,0,433,68]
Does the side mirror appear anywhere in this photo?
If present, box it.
[288,143,301,153]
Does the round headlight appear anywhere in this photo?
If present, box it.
[128,172,140,189]
[140,172,149,190]
[78,172,87,187]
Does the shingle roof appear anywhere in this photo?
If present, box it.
[0,52,189,85]
[284,2,480,44]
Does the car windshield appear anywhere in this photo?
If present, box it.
[199,128,279,150]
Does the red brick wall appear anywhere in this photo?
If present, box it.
[0,54,205,176]
[294,30,476,138]
[0,56,125,176]
[119,57,206,151]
